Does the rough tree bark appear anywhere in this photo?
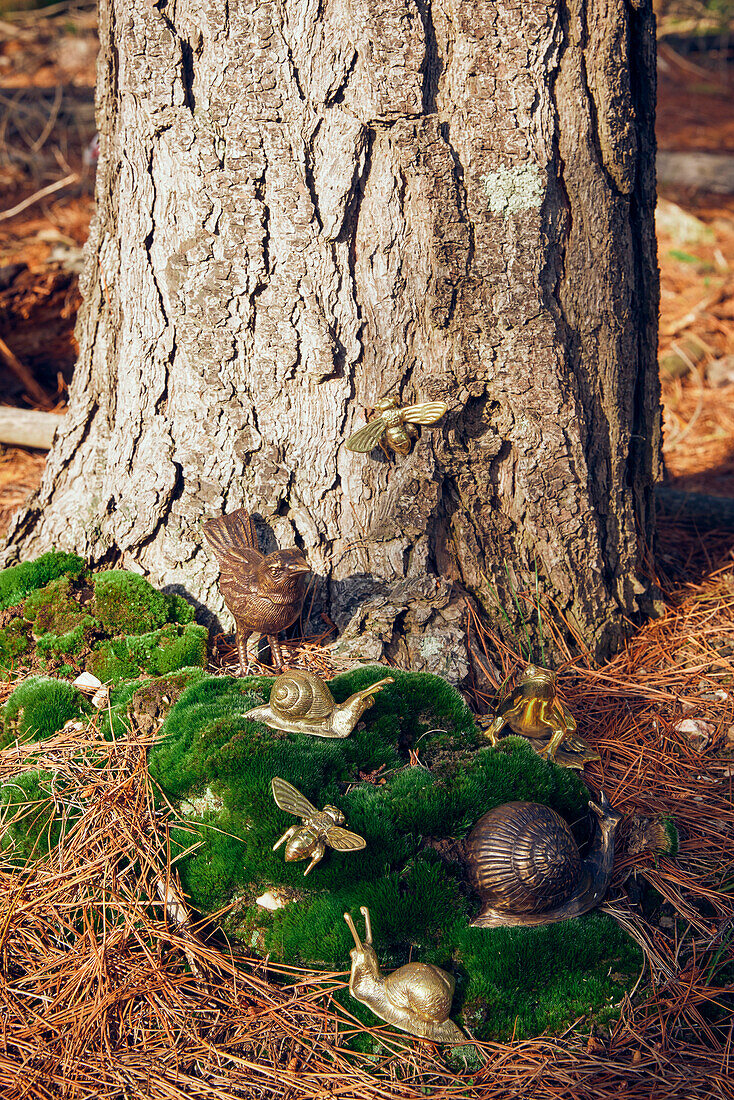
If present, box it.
[4,0,661,681]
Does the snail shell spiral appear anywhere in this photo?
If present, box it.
[465,802,582,914]
[270,671,335,721]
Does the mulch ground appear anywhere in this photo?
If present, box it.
[1,7,734,1100]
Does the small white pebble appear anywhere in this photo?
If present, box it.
[61,719,86,733]
[674,718,714,750]
[256,890,288,911]
[91,686,110,708]
[73,672,103,694]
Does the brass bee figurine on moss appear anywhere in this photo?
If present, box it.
[345,396,448,457]
[271,777,366,875]
[244,670,394,738]
[344,906,466,1043]
[478,664,599,769]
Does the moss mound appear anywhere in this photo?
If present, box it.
[0,769,72,862]
[0,551,85,611]
[0,553,207,684]
[150,667,641,1042]
[1,676,88,750]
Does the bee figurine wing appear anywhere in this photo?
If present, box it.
[271,777,318,821]
[324,825,367,852]
[345,417,388,453]
[401,401,448,426]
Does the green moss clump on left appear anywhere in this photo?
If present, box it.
[91,572,174,635]
[0,553,206,681]
[0,617,30,668]
[23,575,90,635]
[1,677,87,749]
[0,769,74,862]
[0,551,85,611]
[88,622,209,684]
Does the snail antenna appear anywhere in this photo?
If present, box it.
[344,911,362,949]
[360,905,373,945]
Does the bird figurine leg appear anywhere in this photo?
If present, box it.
[268,634,285,669]
[235,623,253,676]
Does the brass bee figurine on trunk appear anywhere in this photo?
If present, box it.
[202,508,310,674]
[244,670,394,738]
[478,664,599,769]
[271,777,366,875]
[344,906,466,1043]
[345,396,448,458]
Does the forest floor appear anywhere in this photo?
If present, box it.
[1,5,734,1100]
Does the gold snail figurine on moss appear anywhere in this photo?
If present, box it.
[243,670,394,738]
[464,793,622,928]
[344,907,466,1043]
[478,664,599,769]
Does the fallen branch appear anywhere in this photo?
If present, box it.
[0,406,63,449]
[0,172,78,223]
[0,337,53,409]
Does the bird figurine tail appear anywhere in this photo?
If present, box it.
[202,508,259,559]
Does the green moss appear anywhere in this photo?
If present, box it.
[662,815,680,857]
[1,676,87,749]
[91,571,173,635]
[0,769,75,862]
[0,551,85,612]
[165,593,196,625]
[0,554,205,681]
[149,667,639,1041]
[99,667,209,740]
[88,622,208,685]
[0,617,30,670]
[36,614,99,660]
[23,575,88,634]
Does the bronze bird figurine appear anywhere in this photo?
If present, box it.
[202,508,310,674]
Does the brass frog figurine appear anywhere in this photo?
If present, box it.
[478,664,598,769]
[271,777,366,875]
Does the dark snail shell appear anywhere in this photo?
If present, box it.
[465,802,582,915]
[270,671,334,720]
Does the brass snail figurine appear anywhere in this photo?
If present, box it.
[271,777,365,875]
[478,664,598,768]
[465,794,622,928]
[243,670,394,738]
[344,907,466,1043]
[345,397,448,457]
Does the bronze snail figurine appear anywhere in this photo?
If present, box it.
[271,777,366,875]
[244,670,394,738]
[344,906,466,1043]
[478,664,599,769]
[345,396,448,457]
[202,507,310,674]
[465,794,622,928]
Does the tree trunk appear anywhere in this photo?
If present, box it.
[4,0,661,680]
